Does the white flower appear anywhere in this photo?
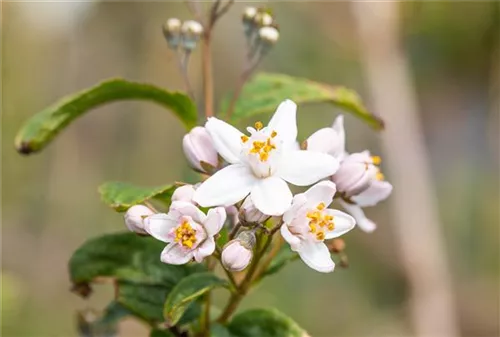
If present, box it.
[124,205,155,234]
[193,100,339,216]
[145,201,226,264]
[306,115,346,161]
[183,127,218,173]
[221,232,255,272]
[280,181,355,273]
[332,151,380,197]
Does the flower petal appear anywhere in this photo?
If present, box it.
[193,237,215,263]
[169,201,206,223]
[251,176,292,216]
[267,100,297,147]
[278,150,339,186]
[204,207,226,236]
[205,117,243,164]
[280,224,301,250]
[282,193,307,224]
[161,244,193,264]
[340,201,377,233]
[306,127,339,154]
[352,180,393,207]
[304,180,337,208]
[145,213,178,243]
[324,209,356,239]
[193,164,258,207]
[297,241,335,273]
[331,115,346,160]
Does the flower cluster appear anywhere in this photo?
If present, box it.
[124,99,392,273]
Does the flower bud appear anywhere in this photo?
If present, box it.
[221,232,256,272]
[124,205,154,234]
[239,196,268,223]
[172,184,196,204]
[162,18,182,49]
[332,152,377,197]
[242,7,258,24]
[182,127,218,173]
[181,20,204,51]
[254,11,273,27]
[257,26,279,55]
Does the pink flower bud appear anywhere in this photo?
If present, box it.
[332,152,377,197]
[182,127,218,173]
[124,205,155,234]
[240,196,268,223]
[221,233,255,271]
[172,185,196,204]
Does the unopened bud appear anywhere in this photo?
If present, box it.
[242,7,258,23]
[258,26,279,53]
[332,152,377,197]
[182,127,218,173]
[162,18,182,49]
[181,20,204,51]
[254,11,273,27]
[240,196,268,223]
[124,205,154,234]
[328,238,346,254]
[172,185,196,204]
[221,232,255,271]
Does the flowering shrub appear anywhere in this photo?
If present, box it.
[15,3,392,337]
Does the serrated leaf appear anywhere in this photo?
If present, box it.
[69,232,202,286]
[98,181,177,212]
[164,272,228,326]
[222,73,383,130]
[15,78,197,155]
[228,308,307,337]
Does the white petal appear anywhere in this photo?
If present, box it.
[280,224,301,250]
[267,100,297,147]
[306,128,339,154]
[193,164,258,207]
[304,181,337,208]
[193,237,216,263]
[283,193,307,224]
[278,150,339,186]
[340,201,377,233]
[324,209,356,239]
[331,115,346,159]
[352,180,393,207]
[161,244,193,264]
[145,213,177,242]
[169,201,206,223]
[297,241,335,273]
[205,117,243,164]
[251,176,292,216]
[204,207,226,236]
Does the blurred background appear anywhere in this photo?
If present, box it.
[2,2,499,336]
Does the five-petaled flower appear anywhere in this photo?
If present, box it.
[145,201,226,264]
[281,181,356,273]
[193,100,339,216]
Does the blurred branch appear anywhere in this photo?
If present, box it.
[350,2,459,337]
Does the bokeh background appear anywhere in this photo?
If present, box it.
[2,2,499,336]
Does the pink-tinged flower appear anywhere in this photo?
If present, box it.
[332,151,380,197]
[306,115,346,161]
[221,232,255,271]
[172,184,196,203]
[183,127,219,173]
[124,205,155,234]
[280,181,356,273]
[193,100,339,216]
[340,179,393,233]
[145,201,226,264]
[239,196,268,223]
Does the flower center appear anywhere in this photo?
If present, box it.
[367,155,384,181]
[306,202,335,241]
[174,220,197,248]
[240,121,278,162]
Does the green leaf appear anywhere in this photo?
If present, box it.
[164,272,228,326]
[150,329,175,337]
[210,324,234,337]
[15,78,197,155]
[222,73,383,130]
[228,308,307,337]
[69,232,202,286]
[98,181,177,212]
[97,301,132,326]
[117,281,170,322]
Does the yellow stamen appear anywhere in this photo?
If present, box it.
[254,121,263,130]
[306,203,336,241]
[376,172,385,181]
[316,202,326,210]
[316,231,325,241]
[259,152,269,162]
[174,220,197,248]
[271,130,277,138]
[241,135,249,143]
[371,155,382,165]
